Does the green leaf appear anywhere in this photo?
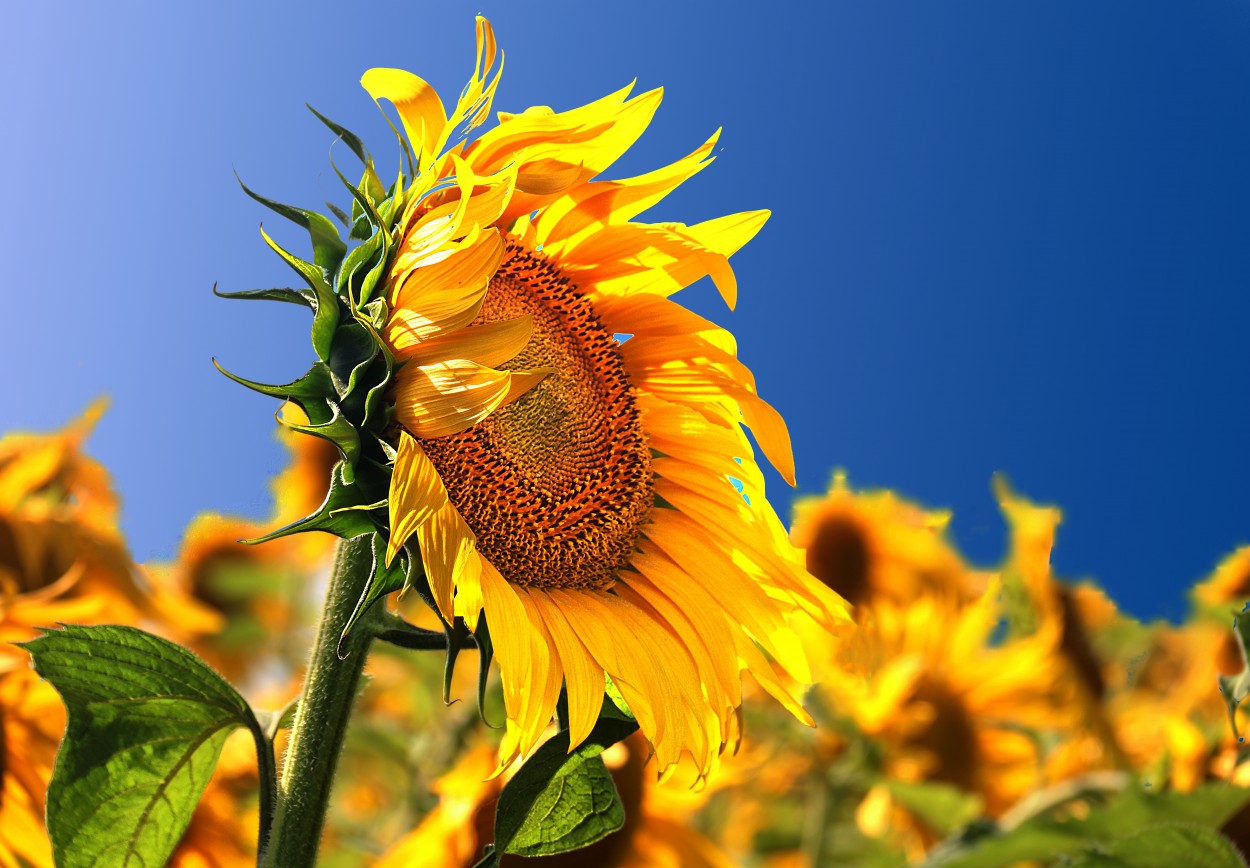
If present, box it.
[925,783,1250,868]
[486,716,639,862]
[238,173,347,276]
[886,780,984,838]
[23,625,264,868]
[1067,825,1247,868]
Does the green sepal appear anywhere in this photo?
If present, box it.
[442,618,473,704]
[212,359,335,402]
[338,532,408,656]
[326,201,351,228]
[237,173,346,277]
[306,104,373,169]
[23,625,270,868]
[244,461,378,543]
[332,157,390,260]
[212,284,316,309]
[361,357,396,434]
[279,399,361,470]
[474,616,500,729]
[1219,604,1250,742]
[477,714,639,865]
[259,226,340,360]
[336,228,385,300]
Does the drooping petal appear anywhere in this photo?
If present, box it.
[361,67,448,166]
[415,500,478,623]
[480,560,563,765]
[393,360,553,439]
[528,589,606,751]
[387,228,505,348]
[386,433,449,565]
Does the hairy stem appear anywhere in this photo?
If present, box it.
[261,534,379,868]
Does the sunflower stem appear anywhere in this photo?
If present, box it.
[262,533,379,868]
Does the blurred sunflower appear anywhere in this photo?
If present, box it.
[995,479,1127,769]
[790,471,976,613]
[821,589,1062,855]
[0,401,154,635]
[365,17,848,775]
[376,733,734,868]
[0,666,62,867]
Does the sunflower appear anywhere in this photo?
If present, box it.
[790,471,977,613]
[357,17,847,775]
[820,587,1062,853]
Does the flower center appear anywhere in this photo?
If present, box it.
[805,514,872,607]
[421,241,653,590]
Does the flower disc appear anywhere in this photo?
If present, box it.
[421,243,653,591]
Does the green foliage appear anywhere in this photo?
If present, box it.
[1066,825,1246,867]
[473,716,640,866]
[23,625,270,868]
[924,782,1250,868]
[886,780,984,838]
[1220,605,1250,742]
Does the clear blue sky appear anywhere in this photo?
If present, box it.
[4,2,1249,622]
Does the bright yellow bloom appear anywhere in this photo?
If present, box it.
[366,17,848,776]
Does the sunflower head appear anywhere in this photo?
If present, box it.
[222,15,848,778]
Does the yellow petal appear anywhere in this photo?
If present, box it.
[559,223,737,308]
[528,590,606,751]
[386,433,449,565]
[396,315,533,369]
[481,560,562,764]
[386,228,505,348]
[453,550,485,631]
[361,67,448,166]
[416,500,477,623]
[393,360,554,439]
[589,293,719,338]
[537,130,720,255]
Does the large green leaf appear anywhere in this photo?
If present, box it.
[1066,825,1247,867]
[24,625,266,868]
[925,783,1250,868]
[475,716,639,866]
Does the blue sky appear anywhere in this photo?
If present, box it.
[4,1,1249,621]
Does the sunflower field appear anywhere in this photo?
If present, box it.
[5,13,1250,868]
